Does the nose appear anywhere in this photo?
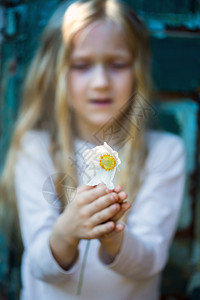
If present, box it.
[90,64,110,90]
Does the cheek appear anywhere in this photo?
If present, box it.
[68,73,88,97]
[67,74,81,102]
[116,72,134,97]
[125,69,134,88]
[66,75,78,108]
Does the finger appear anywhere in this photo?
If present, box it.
[90,203,121,226]
[115,223,125,232]
[89,221,115,239]
[111,202,131,222]
[79,183,109,205]
[113,185,122,193]
[99,224,124,239]
[76,184,95,194]
[118,191,128,202]
[87,192,119,216]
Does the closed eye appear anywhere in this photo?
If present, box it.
[71,64,90,70]
[110,62,131,69]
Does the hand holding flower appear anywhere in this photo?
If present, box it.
[49,183,125,271]
[61,183,122,240]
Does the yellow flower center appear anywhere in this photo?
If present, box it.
[99,153,116,171]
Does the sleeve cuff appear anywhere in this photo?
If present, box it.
[30,233,81,282]
[98,227,133,268]
[98,227,149,278]
[47,236,81,275]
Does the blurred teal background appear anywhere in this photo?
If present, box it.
[0,0,200,299]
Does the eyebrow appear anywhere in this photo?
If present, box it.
[71,51,132,60]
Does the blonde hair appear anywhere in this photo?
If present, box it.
[0,0,151,232]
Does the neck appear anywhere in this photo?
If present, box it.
[72,114,131,150]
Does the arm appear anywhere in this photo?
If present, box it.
[98,134,186,279]
[14,132,82,283]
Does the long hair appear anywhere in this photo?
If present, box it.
[0,0,152,230]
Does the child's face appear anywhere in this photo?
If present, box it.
[67,19,134,136]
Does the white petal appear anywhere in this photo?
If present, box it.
[117,157,121,166]
[95,169,116,188]
[99,168,116,189]
[82,164,100,185]
[82,150,100,166]
[103,142,114,153]
[92,144,108,155]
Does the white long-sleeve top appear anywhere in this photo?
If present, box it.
[14,130,185,300]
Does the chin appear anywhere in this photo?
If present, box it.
[89,115,114,128]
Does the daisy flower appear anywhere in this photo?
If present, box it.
[82,142,121,189]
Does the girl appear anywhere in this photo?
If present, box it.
[1,0,185,299]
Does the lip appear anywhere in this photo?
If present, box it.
[89,98,113,107]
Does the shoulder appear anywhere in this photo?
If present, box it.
[145,130,185,173]
[14,130,56,182]
[146,130,184,152]
[146,130,185,158]
[21,130,50,146]
[18,130,51,163]
[20,130,50,152]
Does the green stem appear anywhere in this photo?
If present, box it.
[77,240,91,296]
